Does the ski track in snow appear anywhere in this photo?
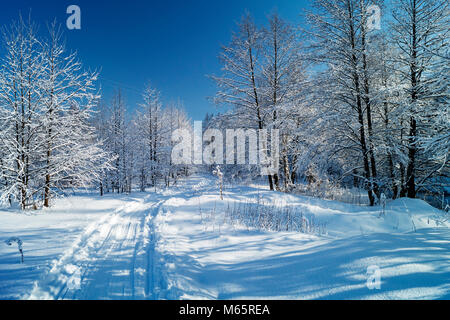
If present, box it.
[26,196,173,300]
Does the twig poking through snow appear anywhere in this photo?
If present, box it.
[212,166,224,200]
[5,237,24,263]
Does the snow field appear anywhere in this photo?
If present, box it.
[1,176,449,300]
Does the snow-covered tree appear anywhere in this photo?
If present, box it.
[305,0,379,205]
[0,17,46,209]
[391,0,449,198]
[40,21,108,206]
[211,13,279,190]
[134,84,164,188]
[0,17,111,209]
[261,12,305,191]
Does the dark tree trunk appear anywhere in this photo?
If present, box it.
[406,1,418,199]
[347,2,375,206]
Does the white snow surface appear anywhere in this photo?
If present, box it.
[0,175,449,300]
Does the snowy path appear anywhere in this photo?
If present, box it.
[27,195,171,300]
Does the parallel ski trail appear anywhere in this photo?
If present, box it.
[27,195,169,300]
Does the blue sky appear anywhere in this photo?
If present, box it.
[1,0,312,120]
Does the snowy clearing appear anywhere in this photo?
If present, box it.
[0,176,449,300]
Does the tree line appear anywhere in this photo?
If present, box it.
[94,86,191,196]
[209,0,449,206]
[0,0,448,210]
[0,17,191,209]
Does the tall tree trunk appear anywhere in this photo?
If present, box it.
[361,22,379,199]
[348,1,375,206]
[281,135,292,191]
[406,1,418,199]
[247,25,274,191]
[44,89,54,208]
[383,102,398,199]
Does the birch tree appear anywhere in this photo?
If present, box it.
[306,0,378,205]
[211,13,278,190]
[391,0,449,198]
[0,17,111,208]
[40,21,106,206]
[0,17,45,209]
[261,12,305,191]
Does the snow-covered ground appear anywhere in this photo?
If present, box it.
[0,175,449,300]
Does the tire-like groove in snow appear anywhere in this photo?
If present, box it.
[26,196,169,300]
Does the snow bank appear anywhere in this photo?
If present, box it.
[154,176,450,299]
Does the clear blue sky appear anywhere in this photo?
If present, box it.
[1,0,312,120]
